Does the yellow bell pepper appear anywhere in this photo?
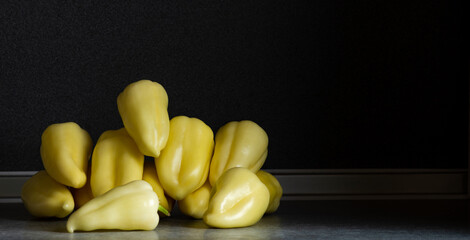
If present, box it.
[256,170,283,213]
[155,116,214,200]
[117,80,170,158]
[66,180,165,232]
[142,160,175,216]
[21,170,74,218]
[70,166,94,209]
[90,128,144,197]
[40,122,93,188]
[203,167,270,228]
[178,180,211,219]
[209,120,268,186]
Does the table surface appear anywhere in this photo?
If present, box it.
[1,200,470,239]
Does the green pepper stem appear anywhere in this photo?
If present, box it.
[158,205,170,216]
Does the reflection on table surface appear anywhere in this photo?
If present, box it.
[2,200,470,239]
[1,203,286,240]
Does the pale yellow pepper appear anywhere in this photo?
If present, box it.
[142,160,175,216]
[178,180,211,219]
[21,170,74,218]
[117,80,170,158]
[70,165,94,209]
[256,170,283,213]
[156,116,214,200]
[203,167,270,228]
[209,120,268,186]
[40,122,93,188]
[66,180,162,232]
[90,128,144,197]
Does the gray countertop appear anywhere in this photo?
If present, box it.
[1,200,470,239]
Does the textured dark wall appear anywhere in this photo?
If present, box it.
[0,1,467,170]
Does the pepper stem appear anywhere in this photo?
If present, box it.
[158,205,170,216]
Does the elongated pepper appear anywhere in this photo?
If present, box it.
[209,120,268,186]
[117,80,170,158]
[66,180,167,232]
[40,122,93,188]
[155,116,214,200]
[22,170,74,218]
[90,128,144,197]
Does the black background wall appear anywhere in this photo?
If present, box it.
[0,1,468,171]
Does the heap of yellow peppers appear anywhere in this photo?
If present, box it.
[21,80,283,232]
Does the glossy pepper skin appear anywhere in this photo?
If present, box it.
[21,170,74,218]
[66,180,160,233]
[156,116,214,200]
[117,80,170,158]
[256,170,283,213]
[90,128,144,197]
[209,120,268,186]
[203,167,270,228]
[142,160,175,216]
[40,122,93,188]
[179,180,211,219]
